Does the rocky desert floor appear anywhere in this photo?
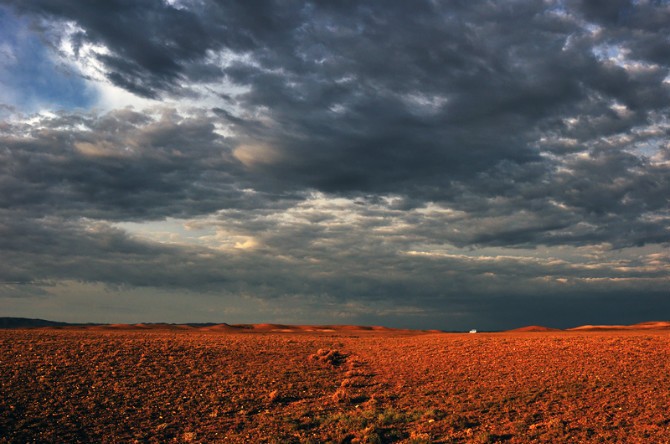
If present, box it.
[1,324,669,443]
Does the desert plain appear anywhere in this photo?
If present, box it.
[1,322,669,443]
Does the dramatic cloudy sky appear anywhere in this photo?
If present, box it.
[0,0,668,330]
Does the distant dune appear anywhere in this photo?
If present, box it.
[0,319,433,334]
[99,324,135,330]
[202,324,420,333]
[506,325,564,332]
[89,323,196,331]
[200,323,243,332]
[2,317,669,332]
[567,321,670,331]
[506,321,670,333]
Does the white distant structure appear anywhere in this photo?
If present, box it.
[469,329,477,333]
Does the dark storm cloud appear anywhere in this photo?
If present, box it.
[0,108,303,221]
[3,0,667,195]
[1,199,666,329]
[0,103,667,256]
[3,0,214,98]
[1,0,667,247]
[0,214,242,293]
[1,200,665,294]
[1,0,668,327]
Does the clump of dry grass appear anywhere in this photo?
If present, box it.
[309,349,347,367]
[408,431,432,444]
[340,376,367,387]
[331,387,353,403]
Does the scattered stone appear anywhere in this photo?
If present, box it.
[268,389,281,403]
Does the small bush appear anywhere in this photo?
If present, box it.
[474,431,493,444]
[377,408,405,425]
[331,387,353,404]
[408,431,432,444]
[309,349,347,367]
[341,376,367,387]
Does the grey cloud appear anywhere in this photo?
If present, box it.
[1,205,666,329]
[0,108,304,221]
[2,100,667,252]
[4,1,667,195]
[1,0,668,328]
[10,0,214,98]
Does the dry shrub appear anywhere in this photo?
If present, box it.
[546,417,566,430]
[309,349,347,367]
[408,431,432,444]
[346,358,365,370]
[340,376,367,387]
[332,387,353,403]
[361,425,404,443]
[362,395,380,409]
[362,425,383,444]
[448,414,477,430]
[473,431,493,444]
[182,431,197,442]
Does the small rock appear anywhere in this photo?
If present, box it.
[268,389,281,403]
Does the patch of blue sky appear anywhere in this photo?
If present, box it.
[630,137,667,160]
[591,43,622,63]
[0,7,98,113]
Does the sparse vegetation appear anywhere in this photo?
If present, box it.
[474,431,493,443]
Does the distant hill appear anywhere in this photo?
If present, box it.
[3,317,668,332]
[567,321,670,331]
[0,317,71,329]
[506,321,670,333]
[507,325,564,332]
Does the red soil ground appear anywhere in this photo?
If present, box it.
[1,324,669,443]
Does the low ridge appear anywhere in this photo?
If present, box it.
[507,325,564,332]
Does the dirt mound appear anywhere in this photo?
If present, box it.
[508,325,563,332]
